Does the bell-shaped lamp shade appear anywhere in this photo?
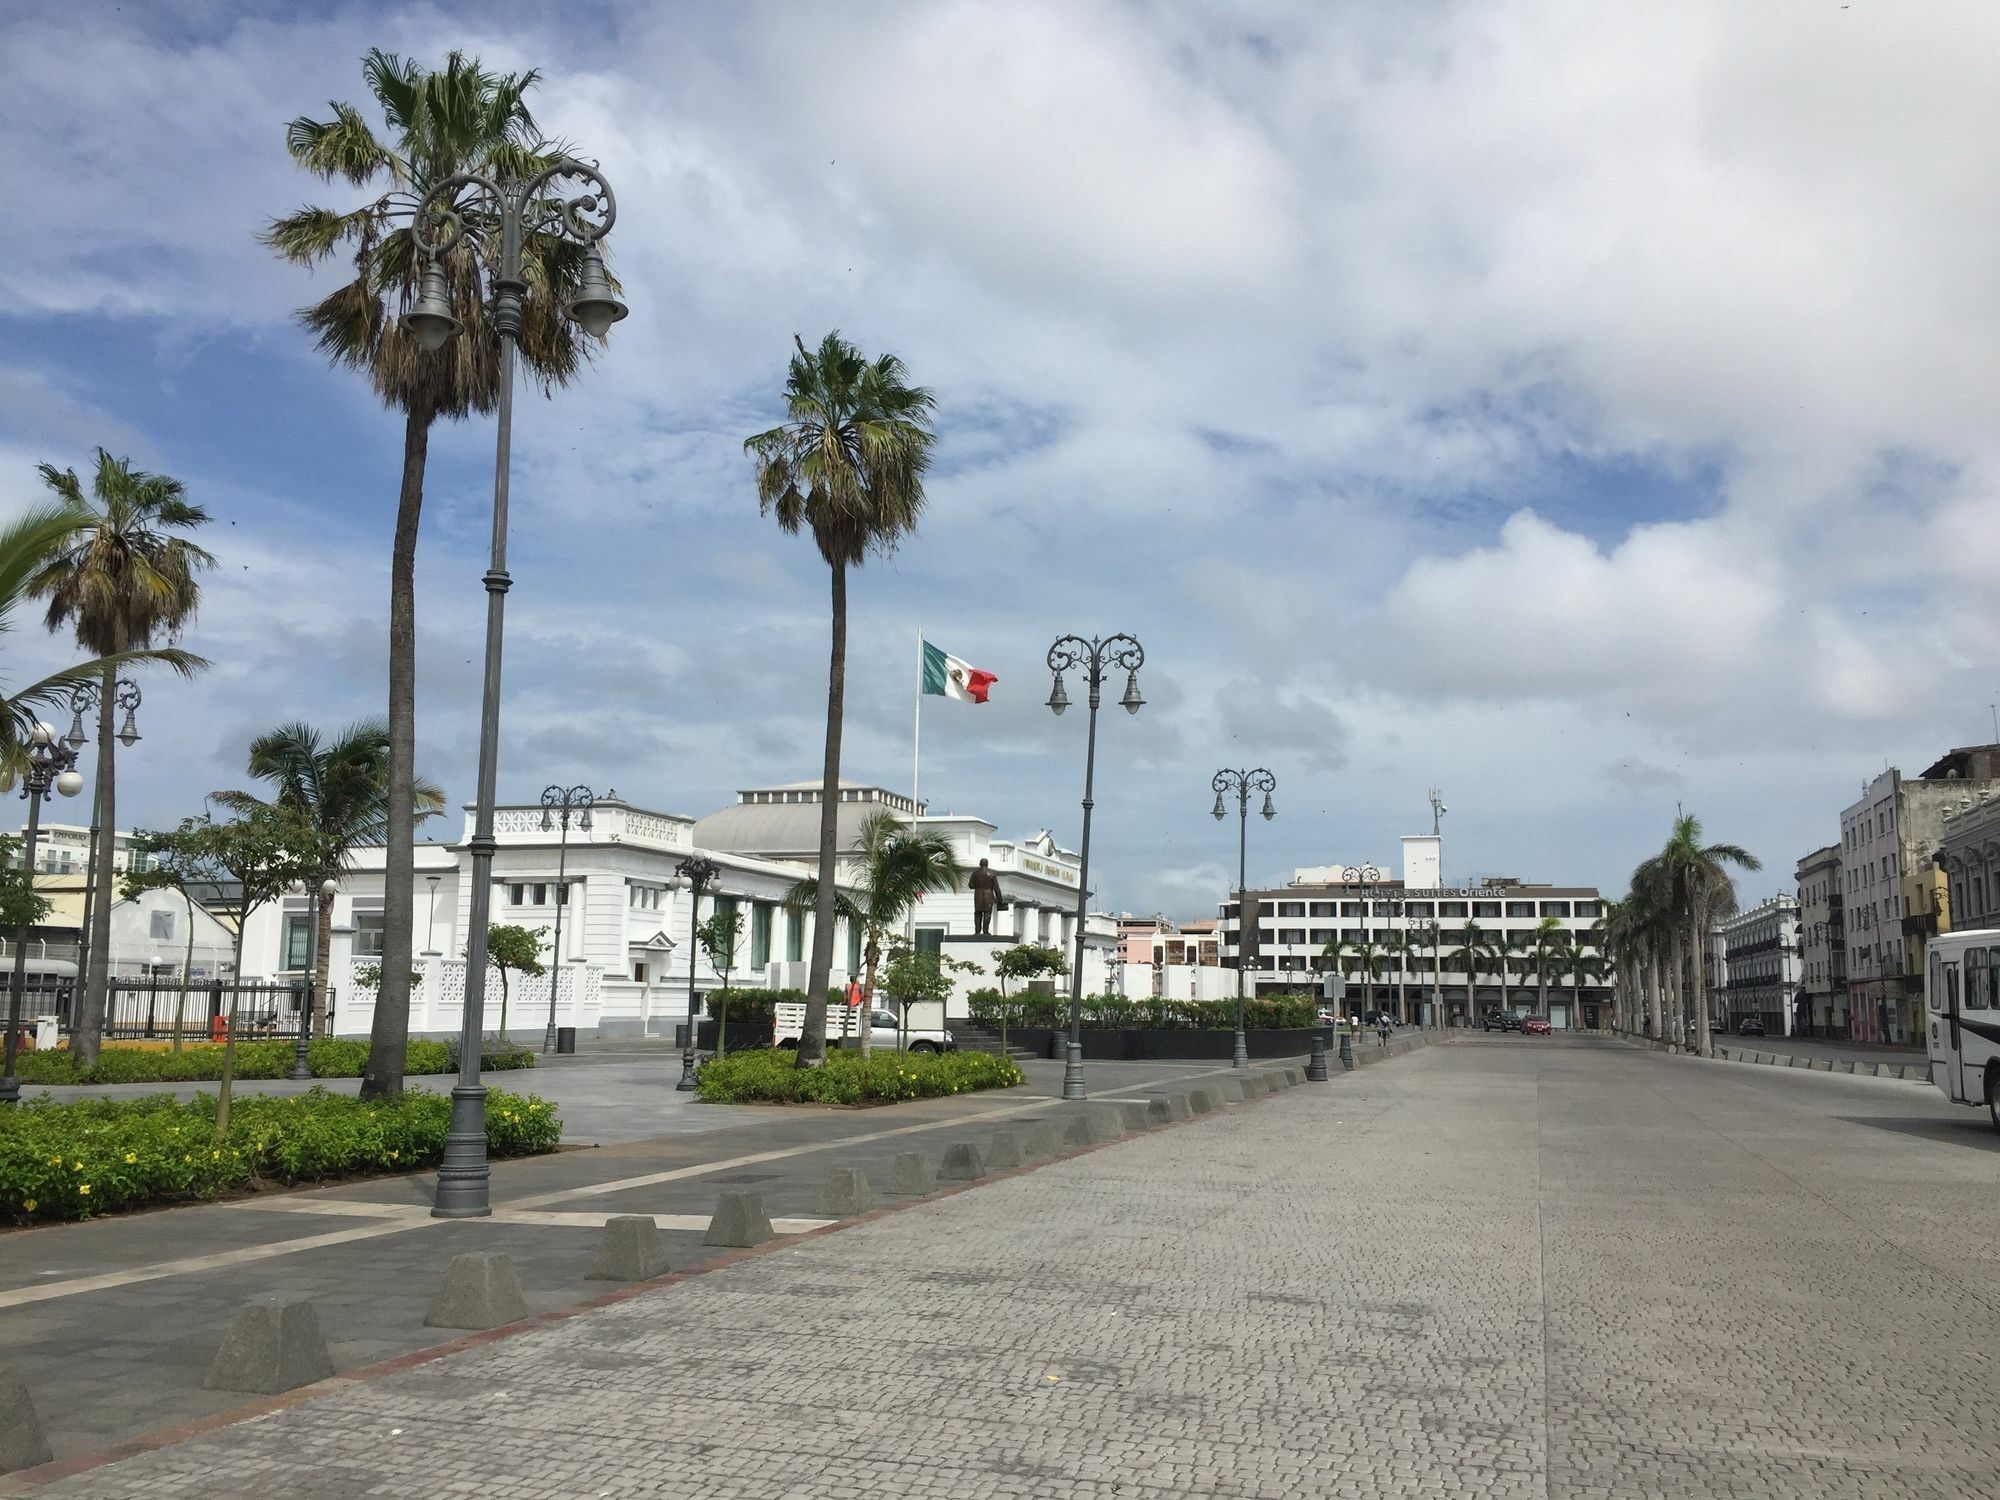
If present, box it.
[1120,670,1144,715]
[1260,791,1275,821]
[117,708,140,748]
[65,708,87,750]
[55,769,84,798]
[1211,790,1226,821]
[540,805,555,832]
[579,806,593,832]
[565,246,628,338]
[1047,673,1070,717]
[404,261,461,352]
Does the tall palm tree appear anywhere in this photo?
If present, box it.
[29,452,213,1067]
[745,332,938,1067]
[1384,930,1417,1023]
[1654,813,1760,1058]
[1529,915,1566,1013]
[1451,920,1496,1022]
[784,809,962,1058]
[1324,928,1380,1015]
[266,48,607,1101]
[214,719,443,1034]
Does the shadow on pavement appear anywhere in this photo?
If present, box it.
[1836,1115,2000,1151]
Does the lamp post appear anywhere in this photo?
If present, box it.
[674,855,718,1092]
[1390,893,1408,1025]
[1420,917,1444,1029]
[1337,864,1384,1018]
[63,679,137,1032]
[409,158,626,1221]
[289,876,340,1081]
[1211,767,1275,1070]
[2,724,84,1106]
[538,784,594,1055]
[1046,633,1144,1101]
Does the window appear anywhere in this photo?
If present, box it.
[1278,928,1306,945]
[149,909,176,941]
[1474,901,1501,919]
[786,910,804,963]
[1505,902,1535,918]
[282,914,311,971]
[1277,901,1305,918]
[354,910,385,958]
[632,962,648,983]
[1440,901,1467,918]
[509,883,524,906]
[915,927,944,957]
[1371,901,1394,917]
[1405,902,1434,918]
[1341,901,1363,917]
[1541,901,1572,918]
[1971,948,2000,1010]
[1574,901,1600,918]
[1309,902,1336,917]
[532,883,547,906]
[1308,928,1334,946]
[751,903,772,968]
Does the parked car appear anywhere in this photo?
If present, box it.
[1482,1010,1522,1032]
[1520,1015,1552,1036]
[1736,1016,1767,1037]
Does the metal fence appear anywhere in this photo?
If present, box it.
[98,980,338,1042]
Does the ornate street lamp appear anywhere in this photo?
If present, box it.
[1211,767,1275,1070]
[1046,633,1144,1100]
[674,855,719,1092]
[64,677,138,1032]
[409,158,626,1220]
[1336,864,1384,1017]
[2,724,84,1105]
[538,784,595,1055]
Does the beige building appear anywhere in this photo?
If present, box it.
[1794,842,1847,1037]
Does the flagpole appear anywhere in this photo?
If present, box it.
[913,627,923,812]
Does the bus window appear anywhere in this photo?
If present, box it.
[1973,948,2000,1010]
[1946,964,1961,1014]
[1929,953,1944,1011]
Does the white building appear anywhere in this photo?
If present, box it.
[1716,895,1801,1035]
[234,780,1119,1039]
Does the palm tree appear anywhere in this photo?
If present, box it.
[29,452,213,1067]
[1653,813,1760,1057]
[214,719,443,1035]
[1322,928,1377,1016]
[266,49,607,1101]
[745,333,938,1067]
[1384,930,1417,1023]
[1451,921,1496,1023]
[784,809,961,1058]
[1529,915,1566,1013]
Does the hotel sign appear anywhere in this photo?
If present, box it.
[1018,855,1079,886]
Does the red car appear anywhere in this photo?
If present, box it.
[1520,1016,1552,1036]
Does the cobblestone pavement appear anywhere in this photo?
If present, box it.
[19,1036,2000,1498]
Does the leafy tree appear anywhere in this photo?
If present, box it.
[485,923,546,1043]
[0,835,51,933]
[695,907,743,1056]
[214,719,442,1079]
[782,809,961,1059]
[747,335,938,1066]
[1451,921,1497,1022]
[27,453,212,1066]
[879,945,979,1046]
[266,49,609,1113]
[993,942,1068,1054]
[121,821,223,1051]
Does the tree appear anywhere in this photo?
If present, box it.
[1326,929,1381,1015]
[993,942,1068,1055]
[695,907,743,1056]
[266,49,608,1114]
[213,719,443,1060]
[880,945,980,1044]
[781,809,960,1060]
[746,334,938,1066]
[1451,921,1497,1020]
[485,923,546,1043]
[0,835,51,933]
[1648,813,1760,1057]
[121,821,220,1051]
[1529,915,1567,1013]
[27,453,212,1067]
[1384,930,1417,1023]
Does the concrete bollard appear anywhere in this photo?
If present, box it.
[890,1151,938,1194]
[1084,1109,1125,1143]
[938,1141,987,1181]
[1111,1100,1151,1132]
[587,1216,672,1282]
[1146,1094,1192,1124]
[1307,1033,1330,1082]
[424,1253,530,1331]
[985,1131,1024,1171]
[0,1367,55,1474]
[1284,1066,1304,1086]
[1338,1030,1355,1071]
[703,1190,776,1248]
[815,1167,878,1217]
[1215,1080,1244,1103]
[1188,1087,1219,1112]
[1023,1120,1062,1159]
[1060,1115,1097,1150]
[1839,1060,1856,1074]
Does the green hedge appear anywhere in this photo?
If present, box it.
[1,1086,562,1224]
[695,1047,1022,1106]
[701,988,803,1024]
[965,995,1319,1030]
[14,1038,536,1087]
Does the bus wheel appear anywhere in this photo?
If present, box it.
[1988,1066,2000,1134]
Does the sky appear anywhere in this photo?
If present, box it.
[3,0,1998,921]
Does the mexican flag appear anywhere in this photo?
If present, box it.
[921,640,997,703]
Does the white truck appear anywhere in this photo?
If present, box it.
[772,1001,956,1053]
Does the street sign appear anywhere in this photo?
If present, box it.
[1320,974,1346,1003]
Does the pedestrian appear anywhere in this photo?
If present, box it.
[1375,1012,1391,1048]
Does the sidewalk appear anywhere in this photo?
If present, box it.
[2,1053,1303,1471]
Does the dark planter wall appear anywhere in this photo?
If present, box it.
[1008,1026,1319,1061]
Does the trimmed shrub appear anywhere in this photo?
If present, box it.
[695,1047,1022,1106]
[14,1038,534,1087]
[1,1086,562,1224]
[701,988,803,1024]
[965,995,1319,1030]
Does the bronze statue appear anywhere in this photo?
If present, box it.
[970,858,1002,936]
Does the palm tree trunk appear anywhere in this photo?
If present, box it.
[1692,913,1712,1057]
[363,399,431,1102]
[73,665,116,1069]
[797,560,847,1069]
[172,887,195,1053]
[313,885,334,1035]
[1647,952,1662,1039]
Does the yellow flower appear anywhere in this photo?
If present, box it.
[72,1160,83,1171]
[79,1185,90,1196]
[124,1153,137,1164]
[389,1151,399,1161]
[212,1150,221,1159]
[21,1198,36,1213]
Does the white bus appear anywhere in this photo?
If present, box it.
[1924,929,2000,1129]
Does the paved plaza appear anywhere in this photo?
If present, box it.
[7,1034,2000,1497]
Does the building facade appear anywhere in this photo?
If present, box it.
[1937,789,2000,932]
[1840,746,2000,1044]
[1794,843,1847,1037]
[1717,894,1802,1035]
